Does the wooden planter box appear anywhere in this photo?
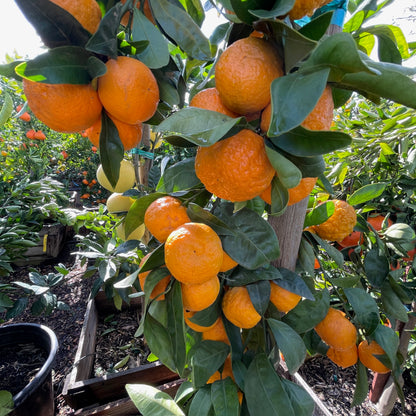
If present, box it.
[13,223,68,266]
[62,291,181,415]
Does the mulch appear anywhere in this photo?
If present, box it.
[2,236,416,415]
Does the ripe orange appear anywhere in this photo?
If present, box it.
[164,222,223,284]
[50,0,102,33]
[220,250,238,272]
[269,282,301,313]
[195,129,275,202]
[327,344,358,368]
[181,276,220,312]
[207,355,234,384]
[313,199,357,242]
[144,196,190,243]
[23,79,102,133]
[120,0,155,25]
[314,307,357,350]
[184,310,219,333]
[338,230,363,248]
[260,85,333,133]
[367,215,393,232]
[202,317,230,345]
[288,0,333,20]
[215,37,283,115]
[97,56,159,124]
[189,87,238,118]
[358,340,390,374]
[222,286,261,329]
[85,113,142,150]
[138,254,171,301]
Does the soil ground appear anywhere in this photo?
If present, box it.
[2,237,416,415]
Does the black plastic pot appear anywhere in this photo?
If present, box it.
[0,323,59,416]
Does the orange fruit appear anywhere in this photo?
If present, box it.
[26,129,36,139]
[23,79,102,133]
[50,0,102,33]
[327,344,358,368]
[358,340,390,374]
[260,85,333,133]
[181,276,220,312]
[18,112,31,122]
[97,56,159,124]
[120,0,155,25]
[220,250,238,272]
[313,199,357,242]
[202,317,230,344]
[269,282,301,313]
[144,196,190,243]
[184,310,219,333]
[215,37,283,115]
[164,222,223,284]
[338,230,363,248]
[138,253,171,301]
[34,130,46,140]
[85,113,142,150]
[367,215,393,232]
[207,355,234,384]
[189,87,238,118]
[315,307,357,350]
[222,286,261,329]
[195,129,275,202]
[314,258,320,269]
[288,0,333,20]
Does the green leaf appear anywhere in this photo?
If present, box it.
[191,341,230,388]
[265,146,301,189]
[281,378,315,416]
[165,281,187,376]
[156,108,242,146]
[247,280,270,315]
[380,281,409,323]
[384,223,416,244]
[304,201,334,228]
[157,158,200,192]
[298,11,333,41]
[188,386,212,416]
[143,268,171,303]
[364,249,389,288]
[226,265,282,287]
[351,362,369,407]
[270,126,352,157]
[114,269,140,289]
[344,288,379,335]
[126,384,185,416]
[268,67,330,135]
[0,293,13,308]
[249,0,294,19]
[245,353,295,416]
[131,8,170,69]
[15,46,101,84]
[274,268,315,300]
[374,324,399,369]
[0,93,13,127]
[0,390,14,415]
[268,319,307,374]
[282,289,330,334]
[99,113,125,189]
[347,183,387,205]
[211,378,239,416]
[213,202,280,269]
[270,176,289,216]
[149,0,211,60]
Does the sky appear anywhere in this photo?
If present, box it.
[0,0,415,63]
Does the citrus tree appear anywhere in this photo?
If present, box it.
[2,0,416,415]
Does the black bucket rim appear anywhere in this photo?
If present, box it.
[0,323,58,407]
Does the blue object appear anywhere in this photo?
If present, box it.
[129,148,154,159]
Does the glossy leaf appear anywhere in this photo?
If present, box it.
[249,0,295,19]
[380,280,409,323]
[126,384,185,416]
[274,268,314,300]
[0,93,13,127]
[132,8,170,69]
[149,0,211,60]
[226,265,282,287]
[247,280,270,315]
[304,201,334,228]
[282,289,330,334]
[268,319,307,374]
[211,377,240,416]
[281,378,315,416]
[344,287,379,335]
[298,11,333,41]
[191,340,230,388]
[265,146,301,189]
[188,386,213,416]
[156,108,242,146]
[138,245,166,274]
[213,202,280,269]
[374,323,399,367]
[270,176,289,216]
[351,362,369,407]
[347,183,387,205]
[268,67,330,135]
[156,158,200,192]
[245,353,294,416]
[364,249,389,288]
[384,223,416,244]
[270,126,352,157]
